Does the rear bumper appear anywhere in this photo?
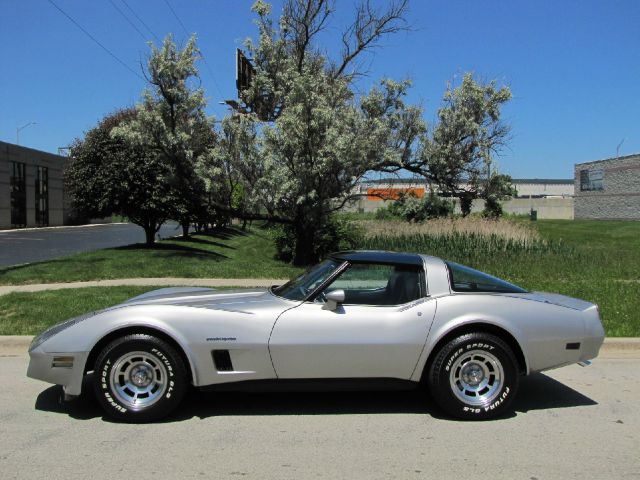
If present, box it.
[579,306,605,363]
[27,347,88,396]
[579,333,605,363]
[528,331,605,374]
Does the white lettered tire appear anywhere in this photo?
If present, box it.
[93,334,188,422]
[428,332,519,420]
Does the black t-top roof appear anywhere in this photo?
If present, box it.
[330,250,424,266]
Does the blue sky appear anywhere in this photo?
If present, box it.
[1,0,638,179]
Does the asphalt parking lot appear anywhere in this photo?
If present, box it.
[0,356,638,480]
[0,223,184,267]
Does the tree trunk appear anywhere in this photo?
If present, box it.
[293,222,317,266]
[459,194,474,217]
[143,225,156,247]
[181,221,190,239]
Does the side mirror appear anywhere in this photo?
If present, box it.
[322,289,345,311]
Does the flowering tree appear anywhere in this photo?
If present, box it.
[402,73,513,216]
[114,35,216,237]
[213,0,414,265]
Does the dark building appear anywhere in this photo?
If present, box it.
[0,141,68,229]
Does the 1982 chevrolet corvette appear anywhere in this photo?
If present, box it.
[28,250,604,422]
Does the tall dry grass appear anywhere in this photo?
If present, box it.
[358,217,540,244]
[356,217,568,261]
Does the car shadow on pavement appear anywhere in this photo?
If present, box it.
[34,372,597,423]
[513,373,597,413]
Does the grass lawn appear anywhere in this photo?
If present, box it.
[0,220,638,336]
[529,220,640,337]
[0,286,156,335]
[0,226,302,286]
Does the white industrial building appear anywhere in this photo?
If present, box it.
[351,178,575,219]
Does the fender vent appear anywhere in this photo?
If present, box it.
[212,350,234,372]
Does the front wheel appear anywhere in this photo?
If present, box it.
[93,334,188,422]
[427,332,519,420]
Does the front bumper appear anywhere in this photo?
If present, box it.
[27,346,88,396]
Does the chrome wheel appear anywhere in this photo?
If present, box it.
[110,351,167,411]
[449,349,504,407]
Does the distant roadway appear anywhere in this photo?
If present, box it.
[0,223,184,267]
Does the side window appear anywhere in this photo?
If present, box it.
[446,261,527,293]
[323,263,424,306]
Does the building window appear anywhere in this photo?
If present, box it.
[10,161,27,228]
[580,168,604,191]
[35,166,49,227]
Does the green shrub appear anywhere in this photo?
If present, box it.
[375,192,453,222]
[482,196,504,218]
[414,193,455,221]
[482,174,517,218]
[272,215,364,263]
[374,206,402,220]
[271,225,295,263]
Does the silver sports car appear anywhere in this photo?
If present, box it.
[28,250,605,422]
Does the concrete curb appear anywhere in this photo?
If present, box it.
[0,336,34,356]
[1,336,638,358]
[599,337,640,357]
[0,278,289,296]
[0,222,128,234]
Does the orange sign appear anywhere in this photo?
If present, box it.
[367,187,425,201]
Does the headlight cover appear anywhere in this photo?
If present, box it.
[29,312,97,352]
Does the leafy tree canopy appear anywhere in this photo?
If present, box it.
[391,73,513,216]
[113,35,216,237]
[213,0,412,265]
[66,108,176,245]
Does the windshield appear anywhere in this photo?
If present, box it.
[446,261,527,293]
[272,258,342,301]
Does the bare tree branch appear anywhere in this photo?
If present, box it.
[334,0,409,79]
[282,0,334,72]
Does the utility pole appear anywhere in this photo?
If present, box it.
[16,122,36,145]
[616,138,625,160]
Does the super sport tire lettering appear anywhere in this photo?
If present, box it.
[93,334,187,423]
[426,332,520,420]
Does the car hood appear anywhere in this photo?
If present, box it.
[504,291,596,311]
[119,286,295,313]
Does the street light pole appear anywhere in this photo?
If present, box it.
[16,121,37,145]
[616,138,625,160]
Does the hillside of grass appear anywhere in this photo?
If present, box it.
[0,219,637,336]
[0,227,301,286]
[0,286,156,335]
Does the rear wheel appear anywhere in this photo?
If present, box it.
[427,332,519,420]
[93,334,187,422]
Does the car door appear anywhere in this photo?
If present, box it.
[268,262,437,380]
